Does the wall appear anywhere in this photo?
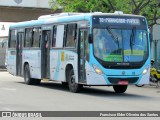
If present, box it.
[0,6,58,22]
[0,0,50,8]
[152,19,160,63]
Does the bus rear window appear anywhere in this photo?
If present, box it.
[9,30,16,48]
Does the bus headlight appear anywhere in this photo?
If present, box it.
[93,65,103,75]
[142,68,148,75]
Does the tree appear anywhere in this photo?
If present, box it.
[49,0,112,12]
[49,0,160,26]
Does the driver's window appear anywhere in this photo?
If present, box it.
[133,30,145,50]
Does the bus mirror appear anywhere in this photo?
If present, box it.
[2,42,4,48]
[89,34,93,43]
[148,27,152,41]
[1,41,4,48]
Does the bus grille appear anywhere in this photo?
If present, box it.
[108,77,139,84]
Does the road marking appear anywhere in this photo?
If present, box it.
[0,87,16,91]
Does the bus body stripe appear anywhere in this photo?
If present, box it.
[54,51,61,80]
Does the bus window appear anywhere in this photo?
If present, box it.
[55,25,64,48]
[84,30,89,61]
[52,26,57,47]
[24,28,32,47]
[9,30,16,48]
[65,24,77,47]
[32,27,41,48]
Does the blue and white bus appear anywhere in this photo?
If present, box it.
[7,12,150,93]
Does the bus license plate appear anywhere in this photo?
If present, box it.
[118,81,128,85]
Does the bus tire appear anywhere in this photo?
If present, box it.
[62,82,68,87]
[113,85,127,93]
[33,79,41,85]
[135,84,144,87]
[68,69,82,93]
[24,64,34,85]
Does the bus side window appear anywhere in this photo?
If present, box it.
[63,25,67,47]
[9,30,16,48]
[52,26,57,47]
[32,27,41,48]
[24,28,32,48]
[65,24,77,47]
[55,25,64,48]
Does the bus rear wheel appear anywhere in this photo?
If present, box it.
[24,64,41,85]
[24,64,32,85]
[113,85,128,93]
[68,69,82,93]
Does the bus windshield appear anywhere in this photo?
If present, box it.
[93,28,148,63]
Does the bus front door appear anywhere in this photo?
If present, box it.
[17,32,23,76]
[78,29,89,83]
[41,30,51,78]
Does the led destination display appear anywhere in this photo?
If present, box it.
[93,16,146,26]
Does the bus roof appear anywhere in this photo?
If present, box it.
[10,12,145,28]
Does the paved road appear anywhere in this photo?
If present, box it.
[0,72,160,119]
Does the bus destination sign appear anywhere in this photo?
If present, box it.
[93,16,144,26]
[99,18,140,25]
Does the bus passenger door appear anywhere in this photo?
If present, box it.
[17,32,23,76]
[78,29,89,83]
[41,30,51,78]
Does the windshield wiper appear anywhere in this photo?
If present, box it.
[130,27,136,54]
[106,27,119,48]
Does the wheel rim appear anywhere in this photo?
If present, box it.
[70,75,75,87]
[68,69,82,93]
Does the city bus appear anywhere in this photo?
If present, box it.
[7,12,150,93]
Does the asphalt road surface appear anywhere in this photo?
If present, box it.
[0,72,160,120]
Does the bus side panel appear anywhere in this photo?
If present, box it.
[50,50,59,81]
[50,50,66,82]
[7,49,16,75]
[23,50,41,79]
[50,50,78,83]
[63,51,78,83]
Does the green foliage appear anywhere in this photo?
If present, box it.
[49,0,160,26]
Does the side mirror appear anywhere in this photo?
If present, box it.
[2,42,4,48]
[89,34,93,43]
[1,41,4,48]
[148,27,152,41]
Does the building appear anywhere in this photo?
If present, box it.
[151,19,160,68]
[0,22,14,68]
[0,0,61,22]
[0,0,61,68]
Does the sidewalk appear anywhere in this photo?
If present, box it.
[136,83,160,89]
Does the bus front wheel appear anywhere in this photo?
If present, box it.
[113,85,128,93]
[68,69,83,93]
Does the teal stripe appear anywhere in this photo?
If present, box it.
[54,51,61,80]
[10,20,44,28]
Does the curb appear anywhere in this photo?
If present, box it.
[0,69,7,72]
